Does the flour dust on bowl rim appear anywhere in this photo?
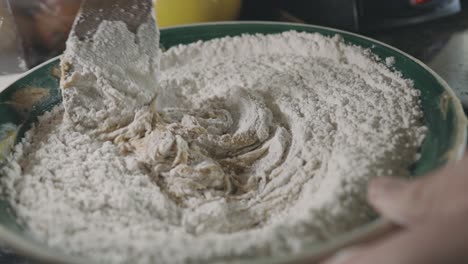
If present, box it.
[0,22,466,264]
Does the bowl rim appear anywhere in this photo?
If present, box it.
[0,21,466,264]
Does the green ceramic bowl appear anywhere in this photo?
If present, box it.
[0,22,466,264]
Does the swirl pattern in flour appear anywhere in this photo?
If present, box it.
[103,87,291,233]
[1,30,427,264]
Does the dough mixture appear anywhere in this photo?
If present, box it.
[1,22,427,264]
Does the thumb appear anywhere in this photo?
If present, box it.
[367,176,432,226]
[367,156,468,226]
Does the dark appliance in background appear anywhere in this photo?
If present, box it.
[243,0,461,32]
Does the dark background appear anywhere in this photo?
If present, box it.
[2,0,468,263]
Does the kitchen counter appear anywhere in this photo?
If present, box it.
[1,2,468,263]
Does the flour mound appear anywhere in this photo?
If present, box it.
[1,31,426,264]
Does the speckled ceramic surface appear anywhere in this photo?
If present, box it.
[0,22,466,264]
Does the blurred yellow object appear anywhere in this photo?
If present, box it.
[155,0,242,27]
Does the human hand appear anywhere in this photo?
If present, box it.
[322,154,468,264]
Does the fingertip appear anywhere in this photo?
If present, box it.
[367,177,407,203]
[321,248,362,264]
[367,177,416,226]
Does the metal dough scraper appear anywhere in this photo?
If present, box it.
[70,0,154,42]
[60,0,159,132]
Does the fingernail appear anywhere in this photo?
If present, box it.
[322,249,360,264]
[368,177,407,201]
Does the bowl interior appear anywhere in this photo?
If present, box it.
[0,22,465,263]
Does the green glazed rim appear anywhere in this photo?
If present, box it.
[0,22,466,264]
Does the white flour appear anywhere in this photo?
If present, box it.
[60,20,160,133]
[1,28,426,264]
